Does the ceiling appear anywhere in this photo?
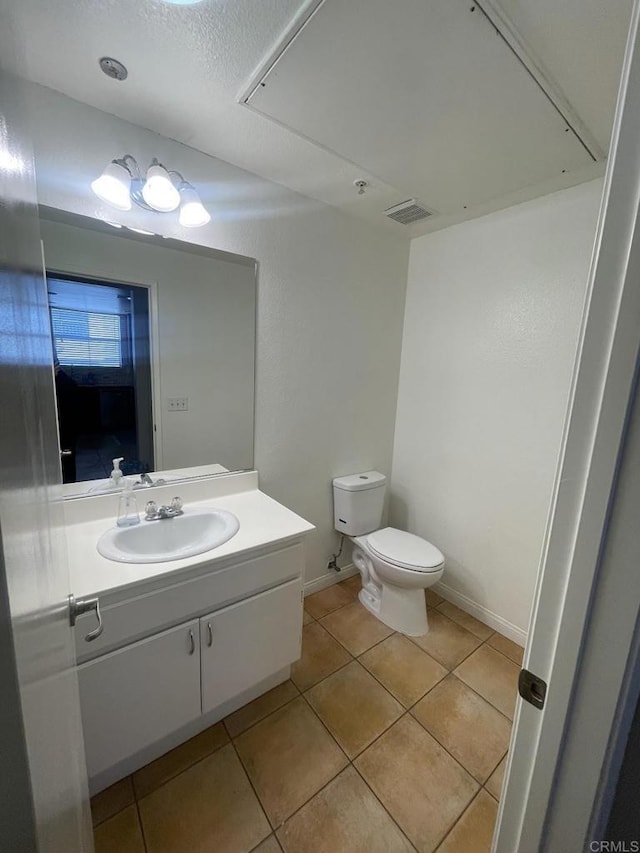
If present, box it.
[0,0,633,236]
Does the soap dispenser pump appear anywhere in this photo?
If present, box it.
[117,479,140,528]
[110,457,125,489]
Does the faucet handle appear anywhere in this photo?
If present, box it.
[145,500,158,519]
[171,496,183,512]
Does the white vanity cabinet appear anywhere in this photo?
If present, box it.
[200,578,302,713]
[79,619,201,780]
[74,538,306,792]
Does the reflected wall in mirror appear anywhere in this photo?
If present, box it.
[40,207,256,496]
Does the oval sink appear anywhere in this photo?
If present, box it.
[97,508,240,564]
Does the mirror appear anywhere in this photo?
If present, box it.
[40,207,256,497]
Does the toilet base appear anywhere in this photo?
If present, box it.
[358,585,429,637]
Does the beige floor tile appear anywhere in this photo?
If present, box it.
[425,589,444,608]
[291,622,352,691]
[320,601,394,656]
[355,715,478,853]
[436,790,498,853]
[455,645,520,720]
[486,632,525,666]
[409,610,482,671]
[94,805,145,853]
[360,634,447,707]
[139,742,270,853]
[305,661,403,758]
[302,610,314,626]
[437,602,493,641]
[225,680,299,738]
[253,835,283,852]
[305,583,357,619]
[235,696,348,827]
[485,755,507,801]
[340,574,362,595]
[133,722,229,798]
[277,765,413,853]
[412,675,510,782]
[91,776,135,826]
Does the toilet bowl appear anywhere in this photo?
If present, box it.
[351,528,444,635]
[333,471,445,636]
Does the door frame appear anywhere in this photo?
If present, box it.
[495,0,640,848]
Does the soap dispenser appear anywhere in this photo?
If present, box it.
[117,478,140,528]
[110,457,125,490]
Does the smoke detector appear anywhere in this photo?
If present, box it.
[384,199,433,225]
[99,57,128,81]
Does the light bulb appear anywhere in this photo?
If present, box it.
[142,162,180,212]
[91,161,132,211]
[178,184,211,227]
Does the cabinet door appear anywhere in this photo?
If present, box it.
[79,619,201,779]
[201,579,302,715]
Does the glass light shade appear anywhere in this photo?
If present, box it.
[178,184,211,227]
[91,161,132,211]
[142,163,180,212]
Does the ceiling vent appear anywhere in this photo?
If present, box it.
[384,199,433,225]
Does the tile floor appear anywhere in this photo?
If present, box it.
[91,577,523,853]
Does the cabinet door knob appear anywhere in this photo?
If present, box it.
[207,622,213,647]
[188,629,195,655]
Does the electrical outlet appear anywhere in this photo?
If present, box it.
[167,397,188,412]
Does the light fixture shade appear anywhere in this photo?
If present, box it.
[178,184,211,227]
[91,161,132,211]
[142,162,180,212]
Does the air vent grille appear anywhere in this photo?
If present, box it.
[384,199,433,225]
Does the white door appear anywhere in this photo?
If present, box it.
[201,580,303,714]
[79,619,201,782]
[495,1,640,849]
[0,59,92,852]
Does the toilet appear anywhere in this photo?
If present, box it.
[333,471,444,636]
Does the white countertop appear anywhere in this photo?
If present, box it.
[65,476,314,599]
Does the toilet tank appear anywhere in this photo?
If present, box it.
[333,471,386,536]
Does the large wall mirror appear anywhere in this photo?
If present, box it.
[40,207,256,497]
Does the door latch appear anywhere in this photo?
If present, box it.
[518,668,547,709]
[68,594,103,642]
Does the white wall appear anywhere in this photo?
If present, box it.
[27,83,410,584]
[391,180,603,637]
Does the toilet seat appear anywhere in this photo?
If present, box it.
[367,527,444,572]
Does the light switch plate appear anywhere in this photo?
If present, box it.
[167,397,188,412]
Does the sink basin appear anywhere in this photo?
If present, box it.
[97,508,240,564]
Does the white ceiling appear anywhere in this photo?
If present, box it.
[0,0,633,236]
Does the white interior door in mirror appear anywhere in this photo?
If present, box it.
[246,0,594,214]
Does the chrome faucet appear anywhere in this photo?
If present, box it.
[136,473,166,487]
[144,497,184,521]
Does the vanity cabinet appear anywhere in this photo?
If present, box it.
[200,578,301,713]
[79,619,201,780]
[75,540,306,790]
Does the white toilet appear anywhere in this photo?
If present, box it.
[333,471,444,636]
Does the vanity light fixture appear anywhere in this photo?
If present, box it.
[92,154,210,227]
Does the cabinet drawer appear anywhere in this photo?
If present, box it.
[75,542,303,662]
[78,619,201,779]
[201,578,303,715]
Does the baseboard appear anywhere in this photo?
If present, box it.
[304,563,357,596]
[435,581,528,647]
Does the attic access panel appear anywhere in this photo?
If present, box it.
[245,0,594,215]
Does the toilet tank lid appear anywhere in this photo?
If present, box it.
[333,471,386,492]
